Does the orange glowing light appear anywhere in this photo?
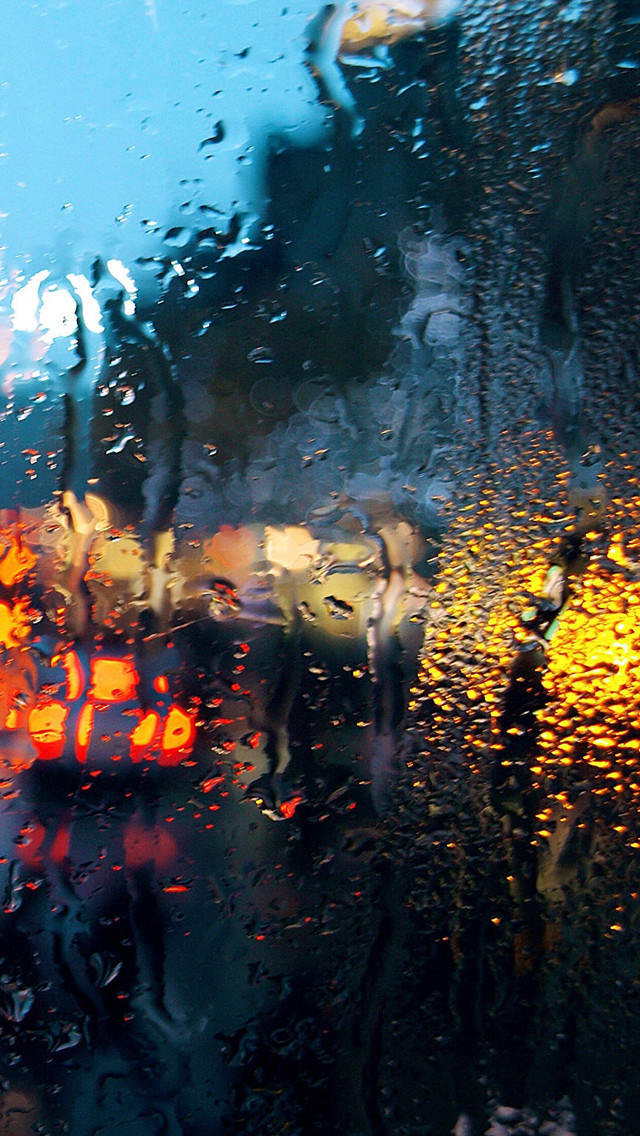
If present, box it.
[0,599,32,648]
[89,657,139,703]
[339,1,457,53]
[158,706,196,766]
[129,710,160,761]
[75,703,94,765]
[202,774,225,793]
[4,707,19,730]
[153,674,169,694]
[0,533,36,587]
[28,700,68,760]
[62,651,84,701]
[280,796,303,819]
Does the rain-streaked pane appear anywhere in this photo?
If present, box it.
[0,1,638,1134]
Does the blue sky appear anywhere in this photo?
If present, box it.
[0,0,328,289]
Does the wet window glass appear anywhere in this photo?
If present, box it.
[0,1,639,1133]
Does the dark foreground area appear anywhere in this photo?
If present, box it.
[0,1,640,1133]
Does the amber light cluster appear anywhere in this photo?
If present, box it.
[0,528,41,765]
[409,429,640,852]
[0,528,38,652]
[410,432,569,757]
[25,653,196,768]
[0,524,197,772]
[534,527,640,839]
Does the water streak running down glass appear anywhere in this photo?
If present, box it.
[0,1,639,1134]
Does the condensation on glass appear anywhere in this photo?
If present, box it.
[0,1,638,1134]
